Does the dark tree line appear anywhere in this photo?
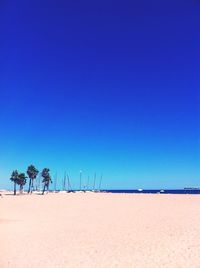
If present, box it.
[10,165,52,195]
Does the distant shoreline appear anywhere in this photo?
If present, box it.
[1,189,200,195]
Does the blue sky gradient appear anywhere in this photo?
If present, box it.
[0,0,199,189]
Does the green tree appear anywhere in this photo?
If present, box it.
[27,165,39,193]
[41,168,52,194]
[10,170,19,195]
[18,173,27,194]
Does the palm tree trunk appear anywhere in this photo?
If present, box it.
[31,179,34,193]
[14,182,16,195]
[42,184,46,195]
[19,185,23,194]
[28,178,31,193]
[47,183,49,193]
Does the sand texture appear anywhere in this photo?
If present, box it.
[1,192,200,268]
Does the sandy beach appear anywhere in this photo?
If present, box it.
[1,192,200,268]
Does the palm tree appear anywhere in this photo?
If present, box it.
[41,168,52,194]
[10,170,19,195]
[18,173,27,194]
[27,165,39,194]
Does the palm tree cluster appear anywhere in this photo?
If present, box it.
[10,165,52,195]
[10,170,27,195]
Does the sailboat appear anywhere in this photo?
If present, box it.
[94,174,103,193]
[54,172,59,193]
[91,173,103,193]
[91,173,96,192]
[59,172,67,193]
[67,174,74,193]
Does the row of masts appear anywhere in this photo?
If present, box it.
[79,172,103,192]
[35,172,103,192]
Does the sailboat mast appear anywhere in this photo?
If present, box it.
[38,172,41,191]
[79,170,82,191]
[63,172,66,191]
[86,176,90,190]
[67,174,69,191]
[99,174,103,191]
[93,173,96,191]
[54,172,57,192]
[67,174,71,192]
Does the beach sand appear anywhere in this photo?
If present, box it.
[1,192,200,268]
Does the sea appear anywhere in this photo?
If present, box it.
[104,189,200,194]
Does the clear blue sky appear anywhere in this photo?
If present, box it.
[0,0,199,189]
